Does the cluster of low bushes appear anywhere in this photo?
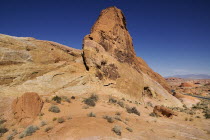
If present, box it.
[192,100,210,119]
[19,125,39,139]
[83,94,99,107]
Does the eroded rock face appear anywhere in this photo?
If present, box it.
[12,92,44,122]
[83,6,170,93]
[153,105,178,118]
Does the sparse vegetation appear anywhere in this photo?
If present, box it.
[192,99,210,119]
[19,125,39,138]
[40,121,47,127]
[0,119,6,125]
[61,96,71,103]
[83,94,99,107]
[48,105,60,113]
[185,117,188,121]
[126,106,140,116]
[71,96,76,99]
[115,112,121,116]
[57,118,65,123]
[0,126,8,137]
[149,112,158,117]
[189,118,194,121]
[114,116,122,121]
[103,115,114,123]
[117,101,125,108]
[52,95,62,103]
[87,112,96,117]
[45,126,53,132]
[126,127,133,132]
[112,125,121,136]
[109,96,117,103]
[53,117,57,121]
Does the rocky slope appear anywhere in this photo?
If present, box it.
[0,7,181,108]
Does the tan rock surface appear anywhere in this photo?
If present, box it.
[12,92,44,123]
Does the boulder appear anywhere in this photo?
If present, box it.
[12,92,44,123]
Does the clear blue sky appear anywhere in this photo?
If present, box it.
[1,0,210,77]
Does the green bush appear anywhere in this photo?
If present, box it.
[48,105,60,113]
[126,106,140,116]
[52,96,61,103]
[87,112,96,117]
[112,125,121,136]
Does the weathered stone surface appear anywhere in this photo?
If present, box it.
[153,105,178,118]
[12,92,44,122]
[83,6,171,93]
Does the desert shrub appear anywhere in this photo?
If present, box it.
[83,98,95,107]
[67,116,72,120]
[149,112,158,117]
[83,94,98,107]
[196,116,200,118]
[112,125,121,136]
[204,111,210,119]
[40,121,47,127]
[147,102,153,107]
[19,125,39,138]
[45,126,53,132]
[0,119,6,125]
[61,96,71,103]
[52,96,61,103]
[126,127,133,132]
[87,112,96,117]
[82,105,89,109]
[126,106,140,116]
[185,117,188,121]
[115,112,121,116]
[7,129,17,140]
[0,126,8,136]
[121,98,125,101]
[103,116,114,123]
[189,118,193,121]
[57,118,65,123]
[89,94,99,102]
[48,105,60,113]
[7,134,14,140]
[53,117,57,121]
[71,96,76,99]
[117,101,124,108]
[125,118,129,121]
[114,116,122,121]
[109,96,117,103]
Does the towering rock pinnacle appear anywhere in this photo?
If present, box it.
[84,6,136,65]
[83,6,171,93]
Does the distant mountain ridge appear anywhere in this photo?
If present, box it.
[166,74,210,79]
